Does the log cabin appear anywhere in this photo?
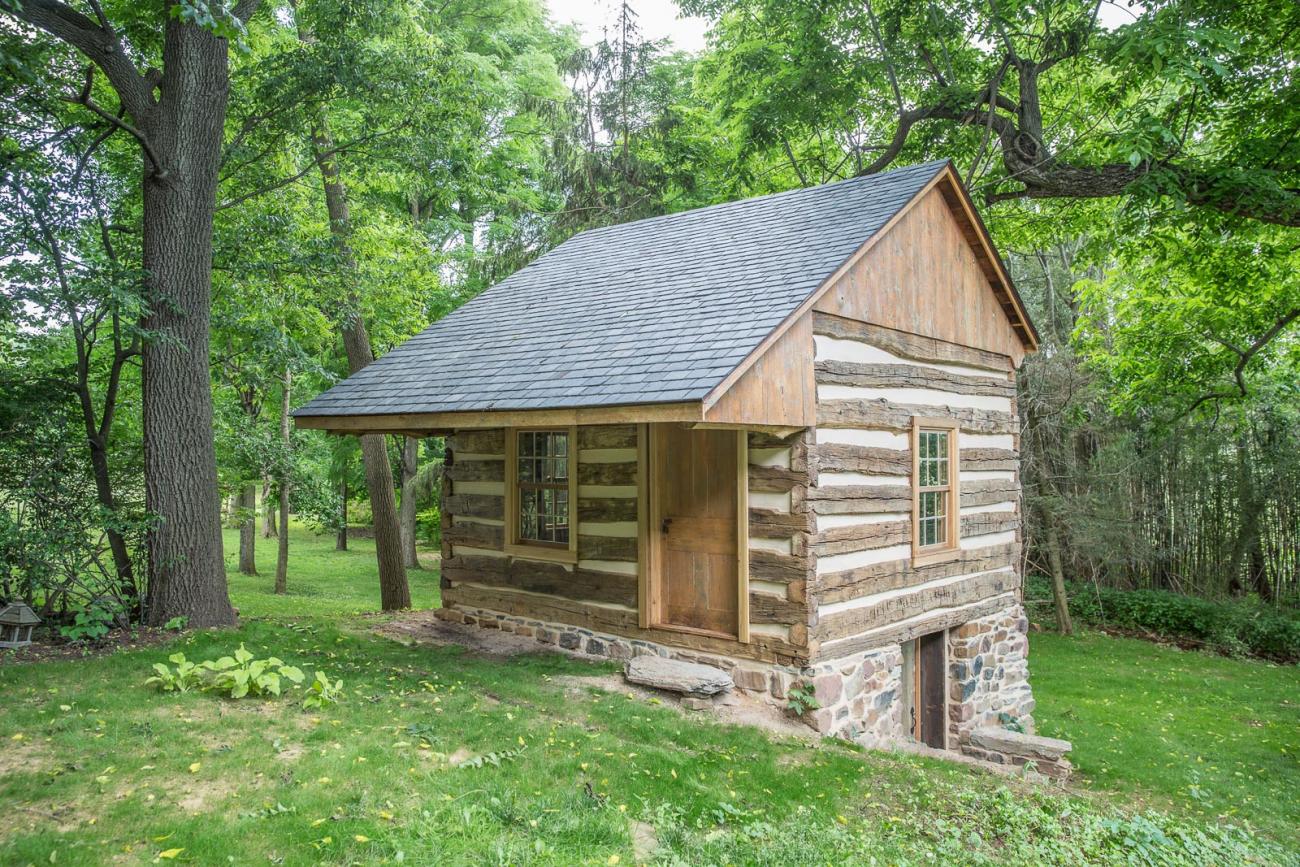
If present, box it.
[296,159,1058,765]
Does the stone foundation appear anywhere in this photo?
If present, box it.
[436,600,1043,763]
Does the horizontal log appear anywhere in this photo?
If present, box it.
[961,480,1019,508]
[447,459,505,482]
[578,461,637,486]
[807,484,912,515]
[578,425,637,449]
[442,553,637,606]
[961,511,1020,537]
[749,548,809,583]
[812,443,910,475]
[812,520,910,556]
[812,312,1012,373]
[814,594,1016,660]
[817,400,1017,435]
[748,429,806,449]
[748,464,804,493]
[749,591,806,625]
[444,521,504,550]
[579,497,637,522]
[578,534,637,562]
[443,584,806,664]
[749,508,813,538]
[815,568,1017,641]
[813,542,1020,605]
[445,493,504,520]
[814,361,1016,397]
[448,429,504,455]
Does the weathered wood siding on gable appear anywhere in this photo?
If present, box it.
[813,185,1025,366]
[806,313,1023,661]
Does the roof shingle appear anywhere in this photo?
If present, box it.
[296,159,950,418]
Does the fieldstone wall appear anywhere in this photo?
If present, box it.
[439,600,1040,762]
[947,603,1036,745]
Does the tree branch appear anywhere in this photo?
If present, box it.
[1186,308,1300,414]
[67,65,166,179]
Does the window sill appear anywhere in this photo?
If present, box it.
[912,546,961,567]
[504,543,578,565]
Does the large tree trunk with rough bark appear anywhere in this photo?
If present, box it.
[238,483,258,575]
[274,369,291,594]
[137,19,236,627]
[400,437,421,569]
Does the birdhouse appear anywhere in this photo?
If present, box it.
[0,600,40,648]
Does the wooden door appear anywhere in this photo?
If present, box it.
[915,630,947,748]
[653,426,739,637]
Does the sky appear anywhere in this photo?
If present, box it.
[543,0,1140,52]
[544,0,710,53]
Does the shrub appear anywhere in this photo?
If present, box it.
[1025,576,1300,661]
[146,652,204,693]
[301,671,344,708]
[201,644,305,698]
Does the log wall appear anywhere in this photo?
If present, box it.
[807,311,1023,662]
[441,423,813,665]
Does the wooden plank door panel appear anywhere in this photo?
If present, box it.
[918,630,946,748]
[655,425,739,637]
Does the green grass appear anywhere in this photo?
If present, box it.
[1031,629,1300,841]
[0,526,1295,865]
[221,525,442,619]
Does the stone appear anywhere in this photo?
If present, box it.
[681,697,712,711]
[813,673,842,706]
[586,639,606,656]
[970,728,1071,762]
[558,632,581,650]
[733,667,768,692]
[624,656,734,697]
[769,671,791,699]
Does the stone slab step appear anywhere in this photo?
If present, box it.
[624,656,734,696]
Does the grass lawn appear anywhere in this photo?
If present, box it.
[0,526,1295,865]
[1030,629,1300,841]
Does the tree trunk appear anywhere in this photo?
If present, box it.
[297,32,408,608]
[1044,513,1073,635]
[274,368,291,594]
[261,474,277,538]
[238,482,258,575]
[86,434,137,607]
[337,478,348,551]
[138,19,235,628]
[400,436,421,569]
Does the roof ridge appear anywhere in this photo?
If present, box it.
[550,158,951,251]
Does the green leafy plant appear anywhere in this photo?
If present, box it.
[200,644,305,698]
[59,604,114,642]
[457,746,525,769]
[145,652,205,693]
[163,616,189,631]
[786,682,820,718]
[301,670,344,708]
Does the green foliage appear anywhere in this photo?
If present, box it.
[200,644,306,699]
[301,670,344,708]
[145,652,205,693]
[164,616,189,632]
[57,604,114,643]
[785,681,820,718]
[1026,576,1300,661]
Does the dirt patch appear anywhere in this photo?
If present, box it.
[176,777,241,814]
[375,610,604,660]
[555,673,816,742]
[0,738,52,777]
[0,626,179,666]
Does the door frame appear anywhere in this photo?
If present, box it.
[905,630,948,749]
[639,423,749,642]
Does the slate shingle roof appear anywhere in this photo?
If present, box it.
[296,159,952,418]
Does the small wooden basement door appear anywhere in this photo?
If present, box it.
[903,631,947,748]
[648,425,748,640]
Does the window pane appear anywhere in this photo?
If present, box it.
[516,430,571,545]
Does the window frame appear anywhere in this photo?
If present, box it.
[505,425,579,564]
[911,417,960,565]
